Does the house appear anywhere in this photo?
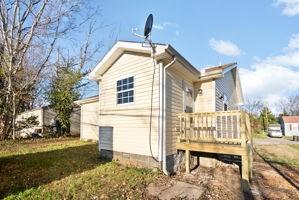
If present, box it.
[75,95,99,141]
[281,116,299,136]
[17,106,80,137]
[87,40,252,184]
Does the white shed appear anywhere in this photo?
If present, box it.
[17,106,80,137]
[75,96,99,141]
[281,116,299,136]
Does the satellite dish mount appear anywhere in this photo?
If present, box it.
[132,14,155,54]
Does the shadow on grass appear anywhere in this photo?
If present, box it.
[254,149,299,190]
[0,143,109,198]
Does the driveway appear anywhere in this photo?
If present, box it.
[253,137,299,145]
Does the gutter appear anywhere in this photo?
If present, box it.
[165,45,199,76]
[197,73,223,82]
[161,57,177,175]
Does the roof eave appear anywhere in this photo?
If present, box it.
[74,96,99,105]
[165,45,201,77]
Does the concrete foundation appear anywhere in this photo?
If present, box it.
[100,149,161,168]
[99,149,237,173]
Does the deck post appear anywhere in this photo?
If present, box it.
[186,149,190,173]
[249,146,253,180]
[241,154,250,191]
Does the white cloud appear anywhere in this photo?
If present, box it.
[209,38,241,56]
[163,22,179,28]
[153,21,179,31]
[287,34,299,50]
[275,0,299,16]
[240,34,299,113]
[260,52,299,67]
[153,24,164,30]
[153,21,180,37]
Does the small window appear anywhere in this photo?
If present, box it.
[116,76,134,104]
[224,103,228,111]
[290,124,292,131]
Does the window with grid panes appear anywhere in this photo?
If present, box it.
[116,76,134,104]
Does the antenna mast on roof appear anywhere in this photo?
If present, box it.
[132,14,156,54]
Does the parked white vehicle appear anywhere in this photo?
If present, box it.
[268,124,283,138]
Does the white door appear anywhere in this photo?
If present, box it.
[182,80,194,113]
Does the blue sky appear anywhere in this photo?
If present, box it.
[87,0,299,113]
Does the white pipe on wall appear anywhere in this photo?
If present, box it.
[158,62,163,161]
[162,57,177,175]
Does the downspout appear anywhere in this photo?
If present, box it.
[162,57,177,175]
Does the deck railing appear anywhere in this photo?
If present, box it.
[178,110,252,146]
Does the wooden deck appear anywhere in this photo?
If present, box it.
[176,110,253,190]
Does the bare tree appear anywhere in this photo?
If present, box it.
[243,97,264,117]
[0,0,98,139]
[242,97,265,133]
[278,95,299,116]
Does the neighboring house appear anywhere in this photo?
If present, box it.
[281,116,299,136]
[17,106,80,137]
[75,95,99,141]
[87,40,245,172]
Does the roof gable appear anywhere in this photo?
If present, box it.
[282,116,299,123]
[89,41,168,80]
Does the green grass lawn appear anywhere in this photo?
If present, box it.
[0,138,160,199]
[252,132,268,139]
[255,144,299,169]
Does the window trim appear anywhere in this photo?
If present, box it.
[116,76,135,105]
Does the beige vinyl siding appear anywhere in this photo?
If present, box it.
[98,53,160,156]
[165,67,187,155]
[194,81,215,112]
[81,101,99,140]
[215,69,239,111]
[165,68,218,155]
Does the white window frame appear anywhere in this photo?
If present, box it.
[116,76,134,105]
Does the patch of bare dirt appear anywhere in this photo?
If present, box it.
[248,153,299,200]
[271,164,299,189]
[146,164,243,200]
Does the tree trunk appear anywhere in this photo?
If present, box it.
[12,93,16,140]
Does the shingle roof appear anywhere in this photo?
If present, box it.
[204,62,237,73]
[282,116,299,123]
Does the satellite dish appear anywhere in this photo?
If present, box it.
[144,14,153,39]
[132,14,156,54]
